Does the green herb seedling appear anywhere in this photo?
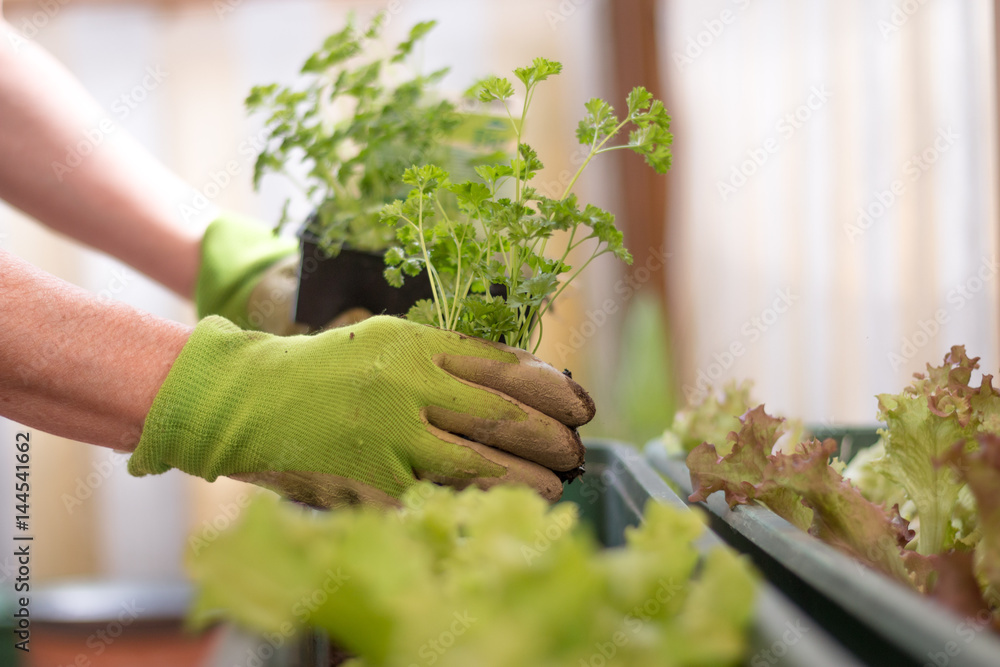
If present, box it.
[246,14,461,256]
[381,57,672,352]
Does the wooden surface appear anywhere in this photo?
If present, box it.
[27,624,221,667]
[606,0,679,398]
[607,0,671,303]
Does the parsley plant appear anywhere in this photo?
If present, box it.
[246,15,460,256]
[381,58,672,352]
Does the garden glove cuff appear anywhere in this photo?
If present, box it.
[128,315,595,506]
[196,212,306,335]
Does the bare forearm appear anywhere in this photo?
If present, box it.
[0,250,190,450]
[0,19,204,297]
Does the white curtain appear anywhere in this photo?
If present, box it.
[662,0,998,423]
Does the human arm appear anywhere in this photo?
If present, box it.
[0,249,190,450]
[1,248,594,503]
[0,16,304,331]
[0,16,203,298]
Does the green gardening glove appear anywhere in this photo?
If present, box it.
[128,315,594,506]
[196,212,306,335]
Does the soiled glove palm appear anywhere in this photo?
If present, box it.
[196,213,306,335]
[129,316,594,506]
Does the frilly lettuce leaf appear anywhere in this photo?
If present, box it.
[189,484,757,667]
[941,433,1000,612]
[687,406,917,586]
[876,345,999,555]
[922,551,995,626]
[845,439,980,550]
[687,406,813,532]
[663,380,755,456]
[842,439,906,510]
[762,437,914,585]
[664,380,805,457]
[682,346,1000,625]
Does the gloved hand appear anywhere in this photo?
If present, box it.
[128,315,595,506]
[196,212,307,336]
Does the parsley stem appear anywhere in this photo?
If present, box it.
[415,189,446,329]
[530,312,544,354]
[559,117,631,200]
[595,144,635,155]
[532,249,604,328]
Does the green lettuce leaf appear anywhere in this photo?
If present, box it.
[663,380,755,456]
[876,345,999,555]
[941,433,1000,610]
[842,439,908,512]
[189,484,757,667]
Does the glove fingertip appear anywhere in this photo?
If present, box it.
[562,377,597,427]
[435,351,597,428]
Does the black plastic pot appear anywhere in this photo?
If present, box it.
[295,226,526,338]
[294,228,435,331]
[646,432,1000,667]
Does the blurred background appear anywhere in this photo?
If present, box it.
[0,0,997,587]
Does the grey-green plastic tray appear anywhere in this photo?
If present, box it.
[566,441,864,667]
[647,438,1000,667]
[807,424,882,463]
